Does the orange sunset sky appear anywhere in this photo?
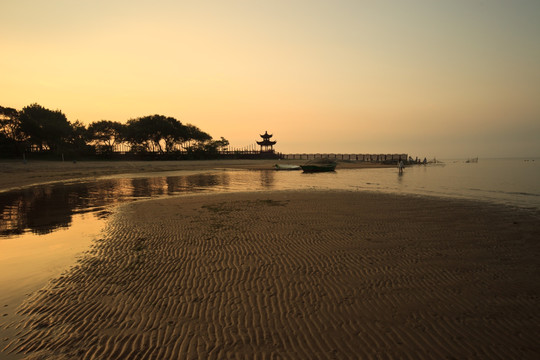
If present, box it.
[1,0,539,158]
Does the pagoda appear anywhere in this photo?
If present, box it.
[257,131,276,153]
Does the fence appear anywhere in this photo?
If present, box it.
[281,154,408,162]
[21,144,406,163]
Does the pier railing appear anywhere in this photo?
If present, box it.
[281,154,408,162]
[20,145,407,163]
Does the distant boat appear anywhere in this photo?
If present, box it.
[274,164,301,170]
[465,157,478,163]
[300,158,337,173]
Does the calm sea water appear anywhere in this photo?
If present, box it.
[1,158,539,239]
[1,157,539,358]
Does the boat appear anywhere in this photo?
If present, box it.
[300,164,337,172]
[300,158,337,173]
[274,164,301,170]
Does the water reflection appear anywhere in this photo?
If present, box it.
[260,170,275,188]
[0,172,234,238]
[2,161,539,238]
[1,188,73,236]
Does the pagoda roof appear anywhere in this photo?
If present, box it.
[260,131,273,139]
[257,140,276,146]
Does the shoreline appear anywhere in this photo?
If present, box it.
[0,159,393,192]
[4,190,539,359]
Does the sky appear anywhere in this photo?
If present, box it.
[1,0,539,158]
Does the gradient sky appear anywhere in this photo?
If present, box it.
[2,0,539,158]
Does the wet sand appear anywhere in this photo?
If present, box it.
[0,159,391,192]
[4,191,539,359]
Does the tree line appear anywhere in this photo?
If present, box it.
[0,103,229,159]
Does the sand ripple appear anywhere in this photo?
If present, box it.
[5,191,540,359]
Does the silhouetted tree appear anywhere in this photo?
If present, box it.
[66,120,91,154]
[0,106,22,141]
[196,136,229,154]
[163,117,189,152]
[87,120,125,153]
[125,116,155,153]
[125,115,204,154]
[2,103,227,159]
[182,124,212,150]
[215,137,229,151]
[18,103,72,153]
[0,106,25,156]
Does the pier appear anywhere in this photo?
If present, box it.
[281,153,408,162]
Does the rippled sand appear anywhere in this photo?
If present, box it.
[5,191,540,359]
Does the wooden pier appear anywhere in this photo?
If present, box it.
[281,153,408,162]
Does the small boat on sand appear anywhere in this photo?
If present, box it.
[300,164,337,172]
[274,164,301,170]
[300,158,337,173]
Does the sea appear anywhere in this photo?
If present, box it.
[0,157,539,358]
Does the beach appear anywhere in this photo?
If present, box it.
[3,182,539,358]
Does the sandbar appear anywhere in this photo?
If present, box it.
[5,190,539,359]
